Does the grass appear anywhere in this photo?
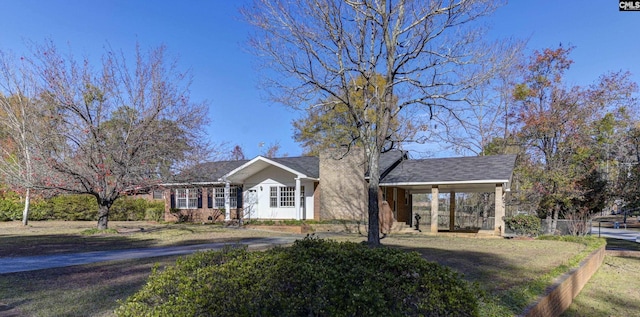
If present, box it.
[0,256,183,317]
[381,235,603,316]
[562,255,640,317]
[0,221,615,316]
[0,221,292,257]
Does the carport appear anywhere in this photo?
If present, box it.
[380,155,517,236]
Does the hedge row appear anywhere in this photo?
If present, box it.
[116,237,480,317]
[0,194,164,222]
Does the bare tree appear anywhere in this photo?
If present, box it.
[0,50,44,226]
[231,145,246,160]
[261,141,287,158]
[243,0,516,245]
[27,41,209,229]
[429,53,523,156]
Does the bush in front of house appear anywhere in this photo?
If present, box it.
[0,194,164,222]
[505,214,541,237]
[115,237,480,317]
[0,197,21,221]
[110,197,164,221]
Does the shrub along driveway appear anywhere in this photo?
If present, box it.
[0,221,611,316]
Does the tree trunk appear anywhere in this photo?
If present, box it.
[97,200,111,230]
[22,188,30,226]
[367,152,381,246]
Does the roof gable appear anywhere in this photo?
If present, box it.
[223,156,319,183]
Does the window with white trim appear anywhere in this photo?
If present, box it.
[176,188,197,209]
[214,186,238,208]
[270,187,278,208]
[214,187,225,208]
[280,186,295,207]
[269,186,301,208]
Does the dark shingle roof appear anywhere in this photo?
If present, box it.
[271,156,320,178]
[381,155,517,184]
[172,160,248,183]
[364,150,407,177]
[171,152,512,186]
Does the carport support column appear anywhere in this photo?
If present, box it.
[431,186,439,234]
[495,184,505,236]
[295,178,301,220]
[224,181,231,221]
[449,190,456,231]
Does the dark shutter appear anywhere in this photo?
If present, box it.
[207,188,213,208]
[236,186,243,207]
[170,190,175,209]
[197,188,203,208]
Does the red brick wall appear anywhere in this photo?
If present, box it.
[522,246,606,317]
[313,182,321,221]
[163,187,238,223]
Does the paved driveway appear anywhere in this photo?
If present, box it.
[591,225,640,242]
[0,236,299,274]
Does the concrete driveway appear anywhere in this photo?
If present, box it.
[0,236,299,274]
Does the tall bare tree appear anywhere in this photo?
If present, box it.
[26,41,209,229]
[429,52,523,156]
[0,51,43,225]
[243,0,516,244]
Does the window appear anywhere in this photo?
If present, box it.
[176,188,197,209]
[215,187,225,208]
[280,186,295,207]
[214,186,238,209]
[230,187,238,208]
[269,186,302,208]
[270,187,278,208]
[152,190,164,200]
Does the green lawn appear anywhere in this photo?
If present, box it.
[0,221,610,316]
[562,255,640,317]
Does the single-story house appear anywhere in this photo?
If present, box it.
[161,148,516,236]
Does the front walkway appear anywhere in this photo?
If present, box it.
[0,236,299,274]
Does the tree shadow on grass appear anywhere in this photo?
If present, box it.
[0,255,183,317]
[562,257,640,316]
[0,234,160,257]
[382,242,567,315]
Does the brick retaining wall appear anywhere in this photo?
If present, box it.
[521,246,606,317]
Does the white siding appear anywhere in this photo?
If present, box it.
[242,165,315,220]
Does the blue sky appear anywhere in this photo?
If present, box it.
[1,1,638,158]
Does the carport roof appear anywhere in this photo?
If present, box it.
[380,154,517,192]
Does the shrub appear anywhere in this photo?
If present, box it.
[116,237,480,317]
[505,214,541,237]
[0,198,21,221]
[1,194,165,222]
[44,194,99,220]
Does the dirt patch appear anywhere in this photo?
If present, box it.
[245,224,312,234]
